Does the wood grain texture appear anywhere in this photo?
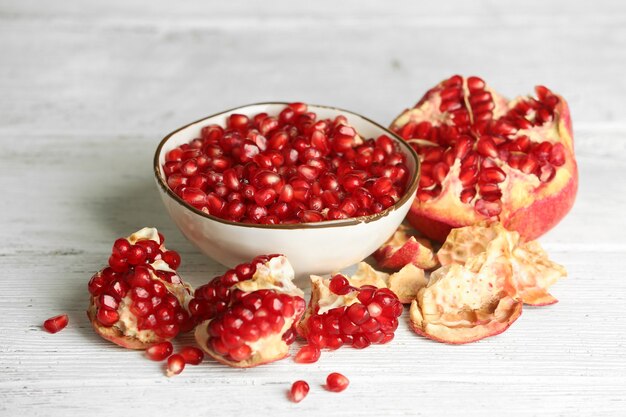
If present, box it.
[1,1,625,416]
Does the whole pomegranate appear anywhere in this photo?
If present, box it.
[87,228,193,349]
[189,255,305,368]
[390,75,578,241]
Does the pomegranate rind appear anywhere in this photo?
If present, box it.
[409,253,523,344]
[347,262,427,304]
[373,224,438,270]
[392,78,578,242]
[438,222,566,305]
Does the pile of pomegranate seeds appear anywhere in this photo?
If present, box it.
[163,103,410,224]
[394,76,566,217]
[302,276,403,351]
[88,230,191,340]
[43,314,69,334]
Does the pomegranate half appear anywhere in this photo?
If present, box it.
[390,75,578,242]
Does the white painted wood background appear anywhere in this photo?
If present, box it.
[1,1,625,415]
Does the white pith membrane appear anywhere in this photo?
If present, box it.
[374,224,439,270]
[409,222,567,343]
[390,77,577,227]
[194,256,305,367]
[88,227,192,346]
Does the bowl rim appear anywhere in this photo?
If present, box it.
[154,102,420,229]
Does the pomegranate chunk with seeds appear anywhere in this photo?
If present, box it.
[191,255,305,368]
[391,75,578,242]
[43,314,69,334]
[289,380,310,403]
[297,273,403,352]
[373,223,438,270]
[162,103,411,224]
[87,228,193,350]
[326,372,350,392]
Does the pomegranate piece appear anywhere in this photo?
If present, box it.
[409,260,523,344]
[163,103,411,224]
[43,314,69,334]
[391,76,578,241]
[297,273,403,352]
[166,353,185,377]
[326,372,349,392]
[289,380,310,403]
[348,261,428,304]
[179,346,204,365]
[87,228,193,350]
[146,341,174,361]
[437,222,567,306]
[373,224,438,270]
[191,255,305,368]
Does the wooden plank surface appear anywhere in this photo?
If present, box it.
[1,1,625,416]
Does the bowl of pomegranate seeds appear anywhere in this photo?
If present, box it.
[154,102,419,276]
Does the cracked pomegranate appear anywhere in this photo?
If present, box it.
[87,228,193,349]
[190,255,305,367]
[391,75,577,241]
[298,274,403,350]
[163,103,410,224]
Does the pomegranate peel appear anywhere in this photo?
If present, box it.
[438,222,566,305]
[373,224,438,270]
[391,75,578,242]
[409,259,523,344]
[345,262,427,304]
[87,228,193,350]
[192,255,306,368]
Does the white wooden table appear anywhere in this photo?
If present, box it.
[1,1,625,415]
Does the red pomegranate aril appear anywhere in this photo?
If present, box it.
[329,275,351,295]
[480,167,506,183]
[181,187,206,207]
[146,341,174,361]
[179,346,204,365]
[549,143,566,166]
[43,314,69,334]
[96,308,119,327]
[166,354,185,377]
[326,372,349,392]
[539,164,556,182]
[290,380,310,403]
[294,344,321,364]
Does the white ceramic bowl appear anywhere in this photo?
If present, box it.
[154,103,419,277]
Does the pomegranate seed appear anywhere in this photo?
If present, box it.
[289,380,310,403]
[166,354,185,377]
[294,345,321,364]
[146,341,174,361]
[96,308,119,327]
[43,314,69,334]
[179,346,204,365]
[326,372,349,392]
[329,275,351,295]
[162,250,181,270]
